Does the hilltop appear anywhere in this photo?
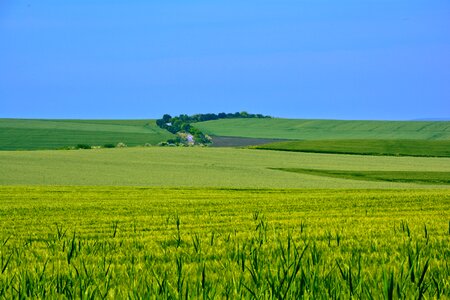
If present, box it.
[1,116,449,151]
[195,118,450,140]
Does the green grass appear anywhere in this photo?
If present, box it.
[252,139,450,157]
[196,118,450,140]
[0,119,174,150]
[2,118,448,298]
[272,168,450,185]
[1,147,450,188]
[0,187,448,298]
[3,118,449,150]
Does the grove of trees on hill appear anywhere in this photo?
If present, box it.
[156,112,271,145]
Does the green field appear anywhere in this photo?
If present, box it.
[0,187,448,298]
[3,118,450,151]
[1,147,450,188]
[0,119,173,150]
[1,118,450,298]
[196,118,450,140]
[272,168,450,185]
[252,139,450,157]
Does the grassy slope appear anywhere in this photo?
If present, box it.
[0,119,174,150]
[252,139,450,157]
[1,147,449,188]
[0,187,448,297]
[195,118,450,140]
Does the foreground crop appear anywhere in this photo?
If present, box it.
[0,187,449,298]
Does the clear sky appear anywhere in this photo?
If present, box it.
[1,0,449,120]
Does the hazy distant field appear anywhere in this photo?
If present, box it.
[0,119,173,150]
[0,187,448,298]
[196,118,450,140]
[253,139,450,157]
[1,147,449,188]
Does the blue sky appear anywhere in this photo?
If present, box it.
[1,0,449,120]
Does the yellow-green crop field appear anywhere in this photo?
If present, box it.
[0,187,449,298]
[1,145,449,298]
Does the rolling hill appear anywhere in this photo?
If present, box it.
[2,117,450,151]
[0,119,173,150]
[252,139,450,157]
[195,118,450,140]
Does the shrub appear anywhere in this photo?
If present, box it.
[58,146,76,150]
[103,144,115,148]
[167,137,182,144]
[116,142,127,148]
[75,144,91,150]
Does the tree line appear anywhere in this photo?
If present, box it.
[156,112,271,145]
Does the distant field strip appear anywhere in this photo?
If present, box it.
[210,136,288,147]
[0,119,173,150]
[1,147,450,188]
[272,168,450,185]
[196,118,450,140]
[0,187,448,298]
[253,139,450,157]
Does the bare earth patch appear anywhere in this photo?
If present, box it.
[210,135,291,147]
